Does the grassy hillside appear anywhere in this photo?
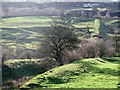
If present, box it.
[21,57,119,89]
[3,59,57,82]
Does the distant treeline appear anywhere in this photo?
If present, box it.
[1,2,119,17]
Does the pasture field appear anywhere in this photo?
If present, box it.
[1,16,119,49]
[21,57,120,89]
[2,16,53,28]
[1,16,53,49]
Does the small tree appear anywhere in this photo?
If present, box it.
[38,16,80,66]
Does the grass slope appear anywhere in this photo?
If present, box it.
[21,57,119,89]
[3,59,56,81]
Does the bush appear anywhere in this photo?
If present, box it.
[78,38,115,58]
[63,50,82,64]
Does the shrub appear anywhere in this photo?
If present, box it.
[78,38,115,58]
[63,50,82,64]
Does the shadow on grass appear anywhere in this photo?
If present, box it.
[102,57,120,64]
[73,60,119,76]
[23,27,50,34]
[2,61,54,82]
[20,58,119,89]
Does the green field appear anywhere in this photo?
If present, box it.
[2,16,53,28]
[1,16,54,49]
[1,16,118,49]
[21,57,119,89]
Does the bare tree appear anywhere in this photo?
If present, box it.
[37,16,80,66]
[96,39,115,58]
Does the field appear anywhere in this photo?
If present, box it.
[1,16,119,49]
[21,57,120,89]
[1,16,53,49]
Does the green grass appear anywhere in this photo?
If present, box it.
[1,27,45,49]
[2,16,53,28]
[94,19,100,34]
[21,57,119,89]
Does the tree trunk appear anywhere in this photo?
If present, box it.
[56,50,63,66]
